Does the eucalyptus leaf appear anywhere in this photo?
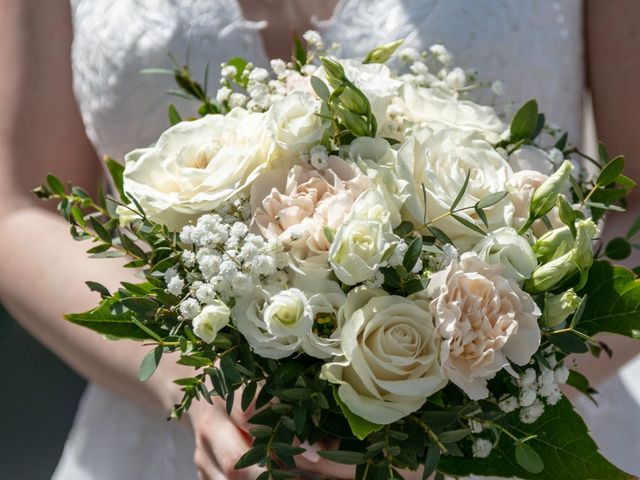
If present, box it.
[596,156,625,187]
[515,443,544,474]
[138,345,163,382]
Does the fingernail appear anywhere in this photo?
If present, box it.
[299,441,321,463]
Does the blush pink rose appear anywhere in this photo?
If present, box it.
[250,157,370,259]
[428,252,541,399]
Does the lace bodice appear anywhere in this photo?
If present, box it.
[70,0,584,163]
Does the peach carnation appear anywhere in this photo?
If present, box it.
[250,157,370,259]
[428,252,541,399]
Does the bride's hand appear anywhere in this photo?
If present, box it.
[187,396,264,480]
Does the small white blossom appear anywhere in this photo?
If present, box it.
[221,64,237,79]
[519,368,537,387]
[546,388,562,405]
[520,399,545,424]
[365,271,385,289]
[167,274,185,296]
[195,283,218,304]
[309,144,329,170]
[199,255,222,280]
[228,92,248,108]
[429,44,452,65]
[472,438,493,458]
[498,395,519,413]
[180,298,201,320]
[216,86,232,103]
[469,419,485,434]
[303,30,323,49]
[249,67,269,83]
[491,80,505,96]
[445,67,466,89]
[270,59,287,77]
[400,47,420,63]
[549,148,565,165]
[538,368,556,387]
[181,250,196,268]
[519,384,537,407]
[301,64,317,76]
[555,365,570,384]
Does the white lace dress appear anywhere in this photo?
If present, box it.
[54,1,640,478]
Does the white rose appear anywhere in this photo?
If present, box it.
[321,288,447,424]
[121,109,270,229]
[397,127,514,248]
[508,145,554,176]
[397,84,505,142]
[472,227,538,283]
[264,288,313,338]
[233,287,303,359]
[267,91,324,158]
[328,191,398,286]
[428,252,541,400]
[192,301,231,344]
[349,137,409,227]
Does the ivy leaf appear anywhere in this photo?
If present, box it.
[333,387,383,440]
[577,261,640,338]
[510,100,539,141]
[438,397,633,479]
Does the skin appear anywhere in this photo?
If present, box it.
[0,1,637,479]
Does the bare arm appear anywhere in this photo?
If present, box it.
[0,0,193,413]
[571,0,640,387]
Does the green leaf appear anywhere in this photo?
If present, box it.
[241,382,258,411]
[450,170,470,212]
[548,331,590,354]
[438,397,633,479]
[597,156,625,187]
[235,444,267,469]
[168,104,182,126]
[272,442,306,457]
[105,157,129,203]
[510,100,539,141]
[423,445,441,479]
[292,33,307,68]
[47,174,66,196]
[427,225,453,246]
[605,237,632,261]
[515,443,544,474]
[577,261,640,338]
[403,236,423,272]
[626,213,640,239]
[451,214,486,236]
[64,297,157,340]
[139,345,163,382]
[476,191,508,210]
[226,56,248,87]
[85,281,111,298]
[310,75,331,102]
[90,217,112,244]
[317,450,367,465]
[333,387,383,440]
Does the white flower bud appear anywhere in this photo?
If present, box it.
[192,301,231,343]
[542,289,581,327]
[528,160,573,221]
[264,288,313,338]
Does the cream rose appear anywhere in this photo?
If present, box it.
[321,288,447,424]
[508,145,554,176]
[250,157,370,260]
[267,91,325,158]
[234,287,307,359]
[397,84,505,142]
[472,227,538,283]
[328,191,399,286]
[428,252,541,399]
[120,109,271,229]
[397,127,514,248]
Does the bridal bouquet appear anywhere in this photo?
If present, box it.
[37,35,639,479]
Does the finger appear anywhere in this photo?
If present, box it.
[294,442,355,479]
[204,410,265,479]
[194,433,226,480]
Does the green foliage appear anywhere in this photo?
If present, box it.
[438,398,632,479]
[577,261,640,338]
[509,100,539,142]
[333,388,383,440]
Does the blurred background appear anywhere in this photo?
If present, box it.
[0,305,85,479]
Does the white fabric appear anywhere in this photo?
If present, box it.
[55,0,639,478]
